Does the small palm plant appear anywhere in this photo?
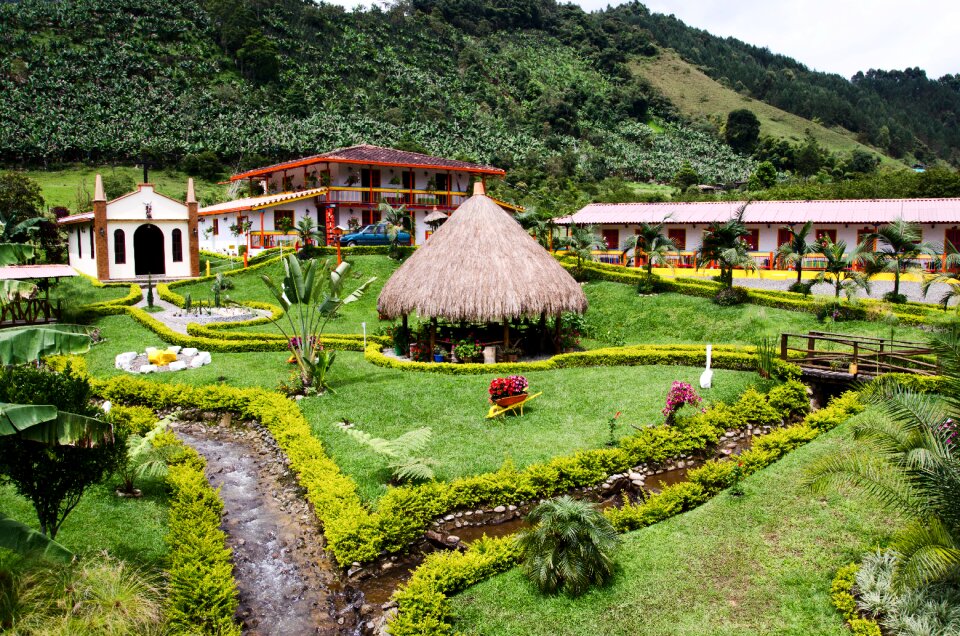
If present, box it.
[116,419,173,496]
[559,225,606,277]
[518,496,621,596]
[695,205,756,288]
[922,238,960,311]
[621,220,679,274]
[805,326,960,589]
[863,217,938,303]
[295,217,321,248]
[776,221,817,288]
[516,208,559,250]
[342,426,436,483]
[814,237,871,300]
[378,202,411,260]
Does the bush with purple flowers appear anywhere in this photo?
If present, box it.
[662,381,703,425]
[938,418,956,447]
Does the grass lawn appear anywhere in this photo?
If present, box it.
[0,477,169,570]
[25,165,226,210]
[582,282,930,348]
[302,352,764,503]
[453,409,896,636]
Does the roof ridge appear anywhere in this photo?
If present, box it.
[585,197,960,206]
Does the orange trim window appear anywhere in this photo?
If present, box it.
[273,210,294,230]
[212,218,219,236]
[857,228,875,250]
[601,229,619,250]
[777,227,792,248]
[946,227,960,251]
[745,228,760,251]
[816,228,837,244]
[667,228,686,250]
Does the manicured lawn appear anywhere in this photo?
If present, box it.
[48,274,130,306]
[0,477,169,570]
[177,255,400,335]
[302,352,764,502]
[453,410,896,636]
[581,281,930,348]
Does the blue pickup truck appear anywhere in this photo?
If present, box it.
[339,223,411,247]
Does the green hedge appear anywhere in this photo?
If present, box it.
[83,283,142,314]
[299,244,416,258]
[365,342,802,379]
[831,564,883,636]
[159,432,241,635]
[562,258,944,326]
[388,389,864,635]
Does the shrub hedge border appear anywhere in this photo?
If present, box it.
[387,389,866,635]
[160,433,242,635]
[563,258,945,326]
[831,564,883,636]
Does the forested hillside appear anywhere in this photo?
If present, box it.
[0,0,957,199]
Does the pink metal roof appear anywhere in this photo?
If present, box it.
[557,199,960,225]
[57,212,94,226]
[199,187,328,216]
[0,264,77,280]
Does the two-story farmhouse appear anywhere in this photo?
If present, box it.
[198,144,517,255]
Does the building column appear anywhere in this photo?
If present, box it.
[92,174,110,281]
[186,178,200,277]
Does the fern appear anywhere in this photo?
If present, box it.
[343,426,436,483]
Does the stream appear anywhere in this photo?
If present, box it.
[176,420,363,635]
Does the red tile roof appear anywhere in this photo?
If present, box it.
[199,187,328,216]
[231,144,506,181]
[57,212,94,226]
[557,199,960,225]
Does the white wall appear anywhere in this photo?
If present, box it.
[107,185,187,221]
[66,223,98,278]
[106,220,192,279]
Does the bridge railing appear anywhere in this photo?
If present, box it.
[780,330,938,376]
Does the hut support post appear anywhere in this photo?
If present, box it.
[503,321,510,351]
[539,312,547,353]
[554,313,562,353]
[430,318,437,356]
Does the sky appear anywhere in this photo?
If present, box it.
[322,0,960,79]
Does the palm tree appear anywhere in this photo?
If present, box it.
[863,217,938,302]
[295,217,321,248]
[814,237,871,300]
[621,220,679,275]
[805,326,960,590]
[695,205,756,288]
[559,225,606,276]
[921,238,960,311]
[776,221,816,286]
[516,209,559,250]
[378,202,411,259]
[518,496,621,596]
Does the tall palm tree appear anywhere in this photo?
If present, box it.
[559,225,606,275]
[518,496,621,596]
[921,238,960,311]
[695,204,756,288]
[516,208,559,250]
[814,237,871,300]
[621,220,679,275]
[378,202,411,259]
[805,326,960,590]
[864,217,938,302]
[776,221,816,286]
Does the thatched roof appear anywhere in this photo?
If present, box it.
[424,209,448,224]
[378,185,587,322]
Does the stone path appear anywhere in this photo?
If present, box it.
[134,296,268,335]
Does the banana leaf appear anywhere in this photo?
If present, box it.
[0,513,73,561]
[0,324,92,365]
[1,279,37,305]
[0,402,113,446]
[0,243,35,267]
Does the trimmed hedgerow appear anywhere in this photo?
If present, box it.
[365,342,803,380]
[387,388,864,635]
[83,283,142,314]
[159,432,241,636]
[561,258,942,326]
[831,564,883,636]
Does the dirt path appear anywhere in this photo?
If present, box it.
[176,420,363,635]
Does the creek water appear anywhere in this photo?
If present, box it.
[177,424,360,635]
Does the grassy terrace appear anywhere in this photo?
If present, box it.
[453,411,896,636]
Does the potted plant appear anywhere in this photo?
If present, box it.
[433,345,445,363]
[454,339,482,363]
[503,343,522,363]
[489,375,529,407]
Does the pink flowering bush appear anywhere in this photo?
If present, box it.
[939,418,956,447]
[662,381,703,424]
[489,375,529,401]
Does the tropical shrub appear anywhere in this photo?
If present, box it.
[518,496,620,596]
[662,380,702,424]
[713,286,750,306]
[342,426,437,483]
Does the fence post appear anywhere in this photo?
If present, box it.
[780,333,789,360]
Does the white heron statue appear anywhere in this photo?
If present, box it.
[700,344,713,389]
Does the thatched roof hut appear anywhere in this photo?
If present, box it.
[378,184,587,323]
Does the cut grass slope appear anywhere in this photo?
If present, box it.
[634,50,898,167]
[453,410,896,635]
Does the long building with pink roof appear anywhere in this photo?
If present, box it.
[555,199,960,270]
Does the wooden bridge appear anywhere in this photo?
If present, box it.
[780,331,938,382]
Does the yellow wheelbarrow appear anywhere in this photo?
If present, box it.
[486,392,543,419]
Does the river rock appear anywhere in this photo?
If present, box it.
[445,535,460,546]
[168,360,187,372]
[493,505,506,513]
[139,364,157,374]
[115,352,137,368]
[182,347,199,356]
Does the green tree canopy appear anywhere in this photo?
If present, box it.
[725,109,760,154]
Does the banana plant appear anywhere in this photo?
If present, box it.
[0,402,113,446]
[0,512,73,562]
[1,242,38,303]
[0,324,93,366]
[261,254,375,392]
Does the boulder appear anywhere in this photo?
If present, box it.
[168,361,187,372]
[114,352,137,368]
[168,346,182,354]
[182,347,199,357]
[140,364,157,374]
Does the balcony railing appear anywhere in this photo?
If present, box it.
[322,187,468,209]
